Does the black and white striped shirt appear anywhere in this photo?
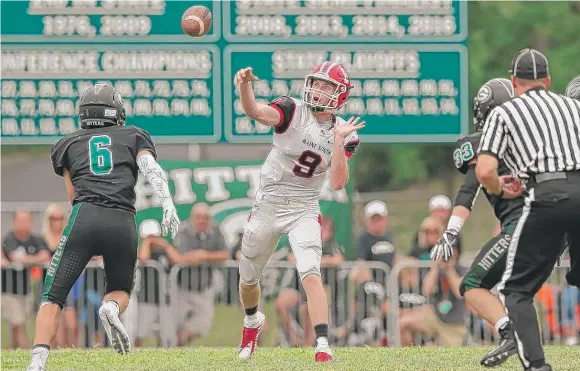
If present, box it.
[478,87,580,179]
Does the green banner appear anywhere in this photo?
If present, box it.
[1,0,467,144]
[224,44,468,143]
[135,159,353,259]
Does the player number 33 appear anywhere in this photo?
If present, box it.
[453,142,474,168]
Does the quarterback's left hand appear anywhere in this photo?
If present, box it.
[430,229,458,261]
[161,200,180,239]
[335,116,365,139]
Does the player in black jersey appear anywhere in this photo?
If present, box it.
[430,78,519,367]
[27,84,180,371]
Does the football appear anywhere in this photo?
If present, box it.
[505,176,523,195]
[181,5,212,37]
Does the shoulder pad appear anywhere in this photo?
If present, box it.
[453,133,481,174]
[270,96,297,134]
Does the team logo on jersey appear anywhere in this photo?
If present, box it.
[477,85,492,103]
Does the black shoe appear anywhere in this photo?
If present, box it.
[525,364,553,371]
[480,324,518,367]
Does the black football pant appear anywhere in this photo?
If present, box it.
[498,171,580,370]
[42,202,138,308]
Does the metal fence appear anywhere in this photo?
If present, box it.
[2,260,578,349]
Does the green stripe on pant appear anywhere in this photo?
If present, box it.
[41,203,82,303]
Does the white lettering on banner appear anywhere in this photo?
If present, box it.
[193,167,236,202]
[169,169,196,204]
[2,51,211,77]
[1,52,100,74]
[272,50,420,78]
[2,119,20,135]
[101,52,212,74]
[234,166,262,198]
[1,81,17,97]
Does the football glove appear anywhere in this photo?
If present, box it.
[161,200,180,239]
[430,229,459,261]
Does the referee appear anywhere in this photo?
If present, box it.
[475,48,580,371]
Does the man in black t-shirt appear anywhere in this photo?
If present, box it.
[160,203,229,346]
[2,210,51,349]
[353,201,396,286]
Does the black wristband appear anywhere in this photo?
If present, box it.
[497,189,504,198]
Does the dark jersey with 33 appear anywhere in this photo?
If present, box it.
[50,125,156,214]
[454,132,523,226]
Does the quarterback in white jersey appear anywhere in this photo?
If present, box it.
[234,61,364,363]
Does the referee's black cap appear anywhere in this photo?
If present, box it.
[509,48,550,80]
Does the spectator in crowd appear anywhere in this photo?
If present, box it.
[346,201,396,347]
[557,247,580,346]
[135,220,173,347]
[1,210,51,349]
[231,230,244,261]
[159,202,229,346]
[396,256,428,313]
[352,200,396,285]
[275,215,345,347]
[42,203,79,348]
[409,215,447,261]
[559,285,580,346]
[410,195,462,259]
[399,243,467,347]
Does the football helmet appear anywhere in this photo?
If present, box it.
[78,83,126,129]
[301,62,352,112]
[565,76,580,100]
[473,78,514,132]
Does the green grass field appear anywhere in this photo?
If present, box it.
[2,346,580,371]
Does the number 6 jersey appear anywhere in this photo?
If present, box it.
[50,125,156,214]
[261,96,359,201]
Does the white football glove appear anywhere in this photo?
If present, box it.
[430,229,459,261]
[161,200,180,239]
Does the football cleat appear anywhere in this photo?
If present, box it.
[314,344,335,363]
[98,301,131,355]
[238,311,266,361]
[480,323,517,367]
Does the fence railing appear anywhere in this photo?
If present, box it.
[1,260,577,349]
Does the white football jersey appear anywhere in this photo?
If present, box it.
[259,97,360,201]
